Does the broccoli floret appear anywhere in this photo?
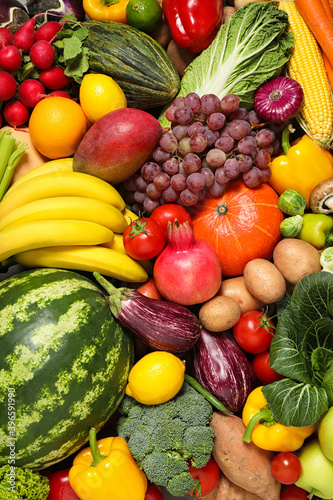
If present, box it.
[116,381,215,497]
[0,465,50,499]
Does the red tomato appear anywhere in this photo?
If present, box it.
[232,310,275,354]
[271,452,302,485]
[123,216,166,260]
[187,457,220,497]
[252,350,284,385]
[144,481,163,500]
[280,483,309,500]
[47,468,79,500]
[150,204,192,232]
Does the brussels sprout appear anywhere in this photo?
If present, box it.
[320,247,333,273]
[278,189,306,216]
[280,214,303,238]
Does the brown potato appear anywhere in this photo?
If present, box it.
[199,295,242,332]
[218,276,264,314]
[273,238,322,285]
[167,40,196,77]
[234,0,271,10]
[243,258,286,304]
[223,5,236,23]
[150,17,172,49]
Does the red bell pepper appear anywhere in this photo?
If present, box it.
[47,468,80,500]
[162,0,223,53]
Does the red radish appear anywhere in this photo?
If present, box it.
[12,18,35,53]
[39,66,71,90]
[0,27,13,47]
[29,40,55,69]
[35,21,62,42]
[0,44,23,72]
[47,90,72,98]
[18,79,46,108]
[153,220,222,306]
[3,100,30,127]
[0,72,17,101]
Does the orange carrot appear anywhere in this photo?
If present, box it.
[329,0,333,16]
[323,51,333,89]
[321,0,333,17]
[294,0,333,65]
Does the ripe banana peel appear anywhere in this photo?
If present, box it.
[0,171,125,218]
[0,220,114,262]
[14,245,149,283]
[0,196,128,233]
[102,234,153,276]
[7,157,74,193]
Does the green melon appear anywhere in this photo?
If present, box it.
[0,268,134,469]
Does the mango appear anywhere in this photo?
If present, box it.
[73,108,163,185]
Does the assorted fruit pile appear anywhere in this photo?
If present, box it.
[1,0,333,500]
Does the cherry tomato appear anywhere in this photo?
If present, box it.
[150,204,192,232]
[123,216,166,260]
[187,457,220,497]
[280,483,308,500]
[271,452,302,485]
[47,468,80,499]
[232,310,275,354]
[144,481,164,500]
[252,350,284,385]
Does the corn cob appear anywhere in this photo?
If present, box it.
[279,1,333,148]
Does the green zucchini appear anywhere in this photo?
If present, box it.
[82,20,181,110]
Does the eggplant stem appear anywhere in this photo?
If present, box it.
[184,374,232,413]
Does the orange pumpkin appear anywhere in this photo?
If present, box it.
[191,179,284,277]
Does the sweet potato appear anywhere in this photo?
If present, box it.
[202,473,263,500]
[167,40,196,77]
[209,412,281,500]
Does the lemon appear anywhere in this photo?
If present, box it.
[79,73,127,124]
[125,351,185,405]
[126,0,162,33]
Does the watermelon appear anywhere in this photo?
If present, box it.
[0,268,134,469]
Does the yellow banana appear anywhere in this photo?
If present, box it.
[0,196,128,233]
[102,234,153,276]
[6,158,73,194]
[0,220,114,262]
[14,245,148,283]
[123,208,139,225]
[0,171,125,218]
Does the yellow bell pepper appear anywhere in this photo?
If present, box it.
[68,428,147,500]
[269,125,333,208]
[242,386,316,452]
[83,0,129,23]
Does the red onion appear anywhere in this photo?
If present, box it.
[254,76,304,123]
[153,220,222,306]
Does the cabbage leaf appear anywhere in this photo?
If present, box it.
[262,271,333,427]
[160,2,294,126]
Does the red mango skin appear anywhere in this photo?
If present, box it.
[73,108,163,185]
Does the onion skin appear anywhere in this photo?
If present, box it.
[254,76,304,123]
[110,290,201,353]
[193,328,257,412]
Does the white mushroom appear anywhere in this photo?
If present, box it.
[309,178,333,214]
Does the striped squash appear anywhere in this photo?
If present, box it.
[82,20,181,110]
[0,268,134,469]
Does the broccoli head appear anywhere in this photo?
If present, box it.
[117,381,215,497]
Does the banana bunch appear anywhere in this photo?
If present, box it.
[0,158,148,283]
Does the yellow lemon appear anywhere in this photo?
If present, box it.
[79,73,127,124]
[126,351,185,405]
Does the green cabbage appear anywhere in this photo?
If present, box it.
[160,1,294,126]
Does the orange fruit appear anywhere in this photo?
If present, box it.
[29,97,88,159]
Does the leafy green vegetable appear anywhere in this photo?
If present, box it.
[159,2,294,126]
[262,271,333,427]
[0,465,49,499]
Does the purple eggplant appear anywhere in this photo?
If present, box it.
[94,272,200,353]
[26,0,86,22]
[193,328,256,412]
[0,0,29,27]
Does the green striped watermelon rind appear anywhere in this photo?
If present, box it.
[0,268,134,469]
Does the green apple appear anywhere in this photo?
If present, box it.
[295,439,333,499]
[318,406,333,461]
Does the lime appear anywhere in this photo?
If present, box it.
[126,0,162,33]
